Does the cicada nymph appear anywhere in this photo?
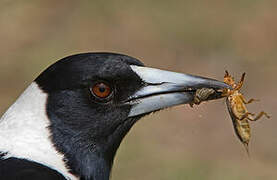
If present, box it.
[222,71,270,155]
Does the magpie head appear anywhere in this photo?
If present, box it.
[7,53,231,179]
[35,53,146,179]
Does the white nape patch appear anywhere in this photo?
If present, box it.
[0,83,78,180]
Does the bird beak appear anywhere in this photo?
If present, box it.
[127,65,231,117]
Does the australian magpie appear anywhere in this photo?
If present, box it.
[0,53,230,180]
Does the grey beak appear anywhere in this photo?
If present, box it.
[127,65,231,117]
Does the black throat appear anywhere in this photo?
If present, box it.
[47,110,139,180]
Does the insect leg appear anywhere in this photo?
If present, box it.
[235,73,246,90]
[245,99,259,104]
[224,70,230,77]
[239,95,259,104]
[247,111,271,121]
[240,112,255,120]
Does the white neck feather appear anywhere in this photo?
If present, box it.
[0,83,78,180]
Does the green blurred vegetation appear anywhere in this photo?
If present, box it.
[1,1,277,179]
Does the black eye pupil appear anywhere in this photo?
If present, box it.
[99,86,106,93]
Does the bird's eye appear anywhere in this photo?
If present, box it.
[90,82,112,99]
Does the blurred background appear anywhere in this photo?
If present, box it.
[0,0,276,179]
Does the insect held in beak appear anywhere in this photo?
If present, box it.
[222,71,270,156]
[189,88,216,107]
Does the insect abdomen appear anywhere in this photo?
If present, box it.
[235,119,251,144]
[226,98,251,145]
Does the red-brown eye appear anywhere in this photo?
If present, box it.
[91,82,112,98]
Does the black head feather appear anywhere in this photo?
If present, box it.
[35,53,145,179]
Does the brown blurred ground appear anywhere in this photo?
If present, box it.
[0,1,277,179]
